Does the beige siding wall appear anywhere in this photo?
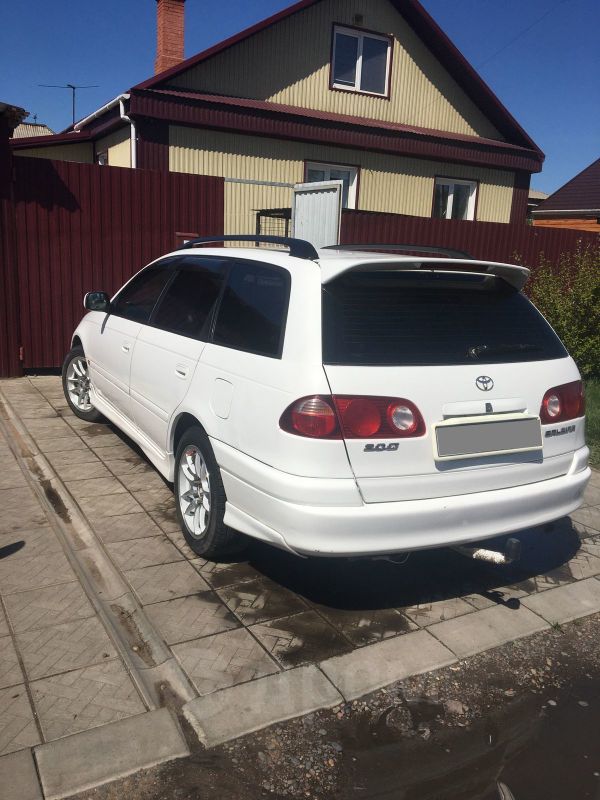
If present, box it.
[170,126,514,234]
[171,0,501,140]
[96,127,131,167]
[13,143,94,163]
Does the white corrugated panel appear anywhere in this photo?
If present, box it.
[292,181,342,249]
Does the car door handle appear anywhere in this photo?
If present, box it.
[121,343,131,353]
[175,365,189,379]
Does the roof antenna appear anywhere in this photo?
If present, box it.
[38,83,99,125]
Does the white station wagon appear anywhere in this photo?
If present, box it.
[63,236,590,562]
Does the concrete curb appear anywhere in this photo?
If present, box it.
[34,709,189,800]
[319,628,457,701]
[183,665,343,748]
[522,576,600,625]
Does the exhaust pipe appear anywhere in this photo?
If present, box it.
[453,537,521,566]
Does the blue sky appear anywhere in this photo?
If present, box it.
[1,0,597,193]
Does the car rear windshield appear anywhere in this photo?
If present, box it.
[322,270,568,366]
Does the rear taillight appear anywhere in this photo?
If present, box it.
[540,381,585,424]
[280,395,425,439]
[282,395,340,439]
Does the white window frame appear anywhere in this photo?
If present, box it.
[331,25,392,97]
[305,162,358,209]
[433,177,478,221]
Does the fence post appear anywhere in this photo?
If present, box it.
[0,110,23,378]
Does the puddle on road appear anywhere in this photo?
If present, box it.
[340,678,600,800]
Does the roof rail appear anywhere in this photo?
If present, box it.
[324,243,473,259]
[179,235,319,260]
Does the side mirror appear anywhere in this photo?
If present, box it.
[84,291,111,312]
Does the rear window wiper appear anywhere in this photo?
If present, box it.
[468,343,542,359]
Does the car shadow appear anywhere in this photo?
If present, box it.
[242,517,582,612]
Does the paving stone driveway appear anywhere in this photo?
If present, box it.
[1,376,600,760]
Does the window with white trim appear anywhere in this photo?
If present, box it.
[432,178,477,221]
[331,26,391,96]
[305,162,358,209]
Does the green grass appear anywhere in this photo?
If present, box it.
[586,378,600,468]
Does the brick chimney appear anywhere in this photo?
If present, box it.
[155,0,185,74]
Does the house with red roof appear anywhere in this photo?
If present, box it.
[532,157,600,233]
[12,0,544,235]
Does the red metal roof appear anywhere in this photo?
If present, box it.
[535,158,600,214]
[130,88,542,173]
[10,130,92,149]
[146,88,533,153]
[133,0,542,154]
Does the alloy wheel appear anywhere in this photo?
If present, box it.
[66,356,93,412]
[178,445,211,539]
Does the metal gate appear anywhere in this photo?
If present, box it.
[292,180,343,249]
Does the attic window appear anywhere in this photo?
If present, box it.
[331,26,391,97]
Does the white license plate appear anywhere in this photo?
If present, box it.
[435,416,542,460]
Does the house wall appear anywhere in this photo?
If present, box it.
[533,218,600,233]
[96,127,131,167]
[170,0,502,140]
[169,126,515,234]
[13,143,94,163]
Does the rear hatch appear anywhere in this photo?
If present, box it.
[321,268,581,503]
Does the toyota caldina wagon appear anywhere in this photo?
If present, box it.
[63,237,590,561]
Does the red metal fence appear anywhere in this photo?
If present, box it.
[8,157,223,371]
[341,210,600,270]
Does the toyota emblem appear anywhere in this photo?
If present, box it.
[476,376,494,392]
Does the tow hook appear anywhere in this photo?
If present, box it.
[453,537,521,566]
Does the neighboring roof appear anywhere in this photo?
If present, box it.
[10,131,93,150]
[134,0,542,154]
[12,121,55,138]
[533,158,600,215]
[528,189,548,201]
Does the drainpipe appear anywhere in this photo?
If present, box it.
[73,92,136,169]
[118,97,137,170]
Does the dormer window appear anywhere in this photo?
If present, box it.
[331,25,392,97]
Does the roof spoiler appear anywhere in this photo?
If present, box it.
[324,243,473,259]
[320,258,531,290]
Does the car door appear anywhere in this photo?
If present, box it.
[86,264,173,421]
[129,258,225,452]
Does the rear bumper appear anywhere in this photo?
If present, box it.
[216,441,590,557]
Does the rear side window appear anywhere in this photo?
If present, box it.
[112,266,172,324]
[153,264,223,339]
[322,271,568,366]
[213,262,290,358]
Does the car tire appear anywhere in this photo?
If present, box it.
[62,346,105,423]
[174,425,246,559]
